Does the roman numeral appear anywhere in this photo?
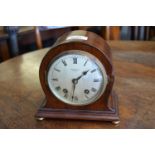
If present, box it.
[62,59,67,66]
[85,94,89,99]
[93,79,100,82]
[91,69,96,73]
[73,57,77,64]
[91,87,97,92]
[52,78,58,81]
[64,93,68,98]
[55,86,61,91]
[54,68,60,72]
[84,59,88,66]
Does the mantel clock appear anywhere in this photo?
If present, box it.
[36,30,119,124]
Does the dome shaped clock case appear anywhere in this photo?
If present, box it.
[36,30,119,124]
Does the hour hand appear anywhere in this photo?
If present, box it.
[82,70,89,76]
[76,70,89,81]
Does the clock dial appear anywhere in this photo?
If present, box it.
[47,50,108,106]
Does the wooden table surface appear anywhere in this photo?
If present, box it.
[0,41,155,129]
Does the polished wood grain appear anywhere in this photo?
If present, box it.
[0,41,155,128]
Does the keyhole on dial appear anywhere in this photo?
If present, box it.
[63,88,68,98]
[63,88,68,93]
[84,89,90,94]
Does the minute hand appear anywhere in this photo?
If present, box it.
[76,70,89,81]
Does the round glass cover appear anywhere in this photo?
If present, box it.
[47,50,108,106]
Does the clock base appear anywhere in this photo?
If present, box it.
[35,91,119,122]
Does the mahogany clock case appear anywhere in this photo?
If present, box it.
[36,30,119,122]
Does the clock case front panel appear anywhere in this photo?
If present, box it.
[36,30,119,122]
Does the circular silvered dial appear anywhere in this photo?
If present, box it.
[47,50,108,106]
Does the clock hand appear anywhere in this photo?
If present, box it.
[76,70,89,81]
[71,70,89,101]
[72,82,76,101]
[72,79,77,101]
